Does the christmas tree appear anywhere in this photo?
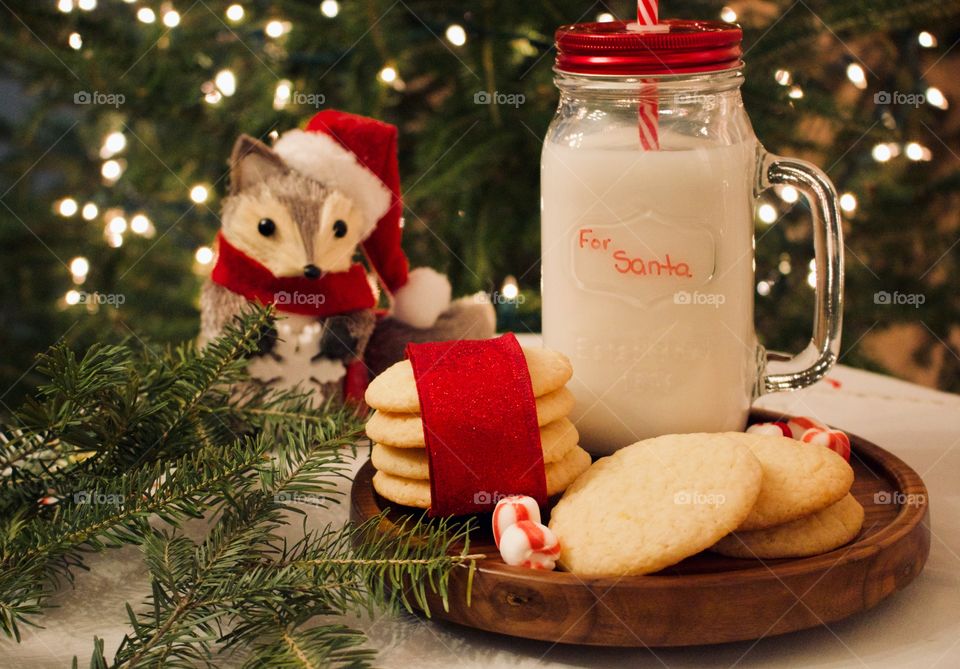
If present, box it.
[1,0,959,407]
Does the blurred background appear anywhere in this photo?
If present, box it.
[1,0,959,406]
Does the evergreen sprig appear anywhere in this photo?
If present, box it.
[1,309,484,666]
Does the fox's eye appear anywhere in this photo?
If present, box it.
[257,218,276,237]
[333,219,348,238]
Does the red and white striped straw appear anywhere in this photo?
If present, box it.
[636,0,660,151]
[637,0,659,25]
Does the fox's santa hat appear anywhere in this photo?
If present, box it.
[273,110,450,329]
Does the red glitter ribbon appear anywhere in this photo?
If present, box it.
[406,333,547,516]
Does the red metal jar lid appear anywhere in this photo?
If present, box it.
[555,19,743,76]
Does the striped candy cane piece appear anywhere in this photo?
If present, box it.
[499,520,562,570]
[800,428,851,462]
[786,415,826,437]
[492,495,541,548]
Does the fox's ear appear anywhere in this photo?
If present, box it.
[229,134,287,195]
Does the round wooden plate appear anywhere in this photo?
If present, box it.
[350,410,930,647]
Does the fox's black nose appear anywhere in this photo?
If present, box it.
[303,264,321,279]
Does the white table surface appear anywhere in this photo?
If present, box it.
[4,362,960,668]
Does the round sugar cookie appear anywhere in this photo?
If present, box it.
[372,445,592,509]
[370,417,579,478]
[735,432,854,531]
[364,347,573,413]
[712,493,864,559]
[548,433,763,577]
[365,387,576,448]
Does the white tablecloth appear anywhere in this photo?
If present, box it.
[4,363,960,668]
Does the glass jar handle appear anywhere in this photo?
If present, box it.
[758,153,844,393]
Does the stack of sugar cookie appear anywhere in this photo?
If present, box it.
[364,346,592,510]
[709,432,862,559]
[548,431,862,577]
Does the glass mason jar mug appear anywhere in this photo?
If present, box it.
[541,20,843,455]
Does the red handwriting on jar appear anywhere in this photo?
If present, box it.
[578,228,693,278]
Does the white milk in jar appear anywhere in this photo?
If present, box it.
[542,130,759,452]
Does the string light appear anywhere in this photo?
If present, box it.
[203,85,222,105]
[57,198,78,217]
[871,143,891,162]
[845,63,867,89]
[65,290,81,305]
[69,257,89,282]
[163,10,181,28]
[756,281,771,296]
[273,80,292,110]
[839,193,858,213]
[320,0,339,18]
[226,4,244,22]
[107,233,124,248]
[108,215,128,234]
[130,213,152,235]
[774,69,792,86]
[265,20,287,38]
[926,86,948,110]
[807,270,817,289]
[918,31,937,48]
[720,6,737,22]
[445,24,467,47]
[100,131,126,158]
[378,66,398,84]
[190,185,209,203]
[758,203,778,224]
[905,142,932,161]
[137,7,156,23]
[779,185,799,203]
[778,256,792,274]
[596,12,614,23]
[101,159,123,183]
[195,246,214,265]
[57,0,73,13]
[68,32,83,50]
[215,69,236,96]
[81,203,99,220]
[788,86,804,99]
[501,275,520,300]
[77,0,96,10]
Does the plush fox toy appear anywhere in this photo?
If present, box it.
[199,110,494,404]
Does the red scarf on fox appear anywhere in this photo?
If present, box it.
[210,232,377,318]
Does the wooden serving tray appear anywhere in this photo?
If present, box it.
[350,410,930,647]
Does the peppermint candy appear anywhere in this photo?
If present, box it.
[800,427,851,462]
[747,416,850,462]
[492,495,541,548]
[498,520,562,570]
